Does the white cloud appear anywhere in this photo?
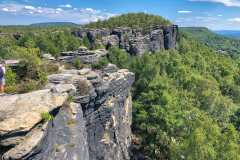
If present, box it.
[207,15,211,16]
[98,16,104,19]
[0,2,118,23]
[178,10,192,13]
[24,0,35,2]
[38,7,41,9]
[188,0,240,7]
[228,18,240,21]
[103,13,118,18]
[196,16,218,19]
[144,10,147,12]
[25,6,34,10]
[45,3,47,5]
[83,8,101,14]
[176,20,182,22]
[58,4,72,8]
[2,8,8,11]
[218,15,222,16]
[103,9,106,11]
[211,24,214,25]
[185,18,192,21]
[203,20,211,21]
[74,8,78,10]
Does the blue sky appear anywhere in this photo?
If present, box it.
[0,0,240,30]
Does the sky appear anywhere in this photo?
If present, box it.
[0,0,240,30]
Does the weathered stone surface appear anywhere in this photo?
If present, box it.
[57,47,108,66]
[41,53,56,60]
[2,102,89,160]
[0,84,76,148]
[5,60,20,69]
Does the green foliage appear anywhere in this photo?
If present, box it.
[83,36,91,50]
[107,31,240,159]
[40,111,52,123]
[59,62,76,70]
[83,12,172,30]
[0,116,2,122]
[179,27,240,56]
[5,65,18,86]
[99,45,105,49]
[67,94,74,103]
[74,58,82,70]
[91,57,109,69]
[38,123,43,127]
[56,146,61,152]
[96,33,103,40]
[67,120,75,127]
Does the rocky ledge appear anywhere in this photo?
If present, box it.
[0,63,134,160]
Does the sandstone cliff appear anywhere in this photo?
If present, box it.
[71,25,178,55]
[0,63,134,160]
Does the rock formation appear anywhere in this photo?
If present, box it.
[57,47,108,66]
[71,25,178,55]
[0,61,134,160]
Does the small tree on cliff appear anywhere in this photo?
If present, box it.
[83,36,91,50]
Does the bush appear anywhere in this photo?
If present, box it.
[46,64,59,74]
[74,58,82,70]
[69,142,75,148]
[96,33,103,40]
[67,94,74,103]
[5,65,18,86]
[56,146,61,152]
[77,80,90,96]
[4,85,18,94]
[67,120,75,127]
[18,83,43,93]
[40,111,52,123]
[100,45,105,49]
[0,116,2,122]
[91,57,109,69]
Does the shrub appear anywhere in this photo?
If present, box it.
[47,64,59,74]
[56,146,61,152]
[100,45,105,49]
[61,101,70,109]
[91,57,109,69]
[74,58,82,70]
[38,123,43,127]
[67,120,75,127]
[0,116,2,122]
[4,85,18,94]
[5,65,18,86]
[124,34,130,41]
[18,83,43,93]
[96,33,103,40]
[77,80,90,95]
[40,111,52,123]
[67,94,74,103]
[69,142,75,148]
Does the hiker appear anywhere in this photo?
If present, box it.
[0,60,6,96]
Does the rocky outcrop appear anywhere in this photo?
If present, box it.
[48,64,135,160]
[0,33,23,40]
[71,25,178,55]
[1,63,134,160]
[57,46,108,66]
[0,84,76,149]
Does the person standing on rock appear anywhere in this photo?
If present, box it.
[0,60,6,96]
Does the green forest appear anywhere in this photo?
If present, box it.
[180,27,240,57]
[1,12,240,159]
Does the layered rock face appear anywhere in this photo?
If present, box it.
[72,25,178,55]
[57,47,108,66]
[0,63,134,160]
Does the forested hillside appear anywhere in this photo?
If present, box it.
[179,27,240,57]
[105,31,240,159]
